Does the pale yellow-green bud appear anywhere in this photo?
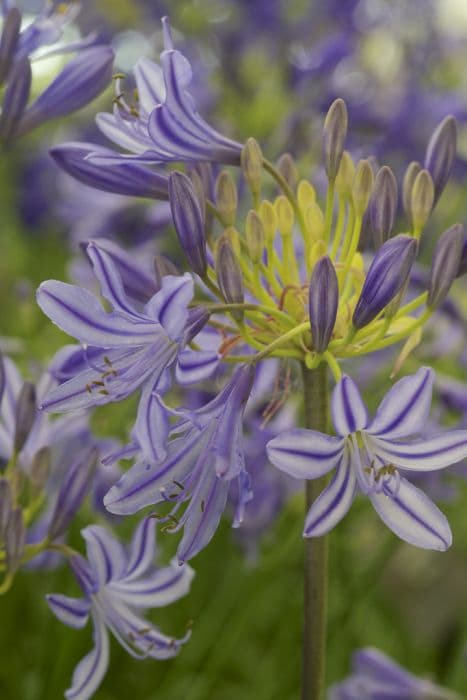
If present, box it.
[216,171,238,226]
[297,180,316,212]
[410,168,434,233]
[335,150,355,197]
[402,161,421,225]
[352,159,374,216]
[241,138,263,199]
[304,202,325,241]
[308,239,327,269]
[245,210,265,264]
[276,153,299,190]
[274,195,294,237]
[259,200,278,242]
[223,226,241,258]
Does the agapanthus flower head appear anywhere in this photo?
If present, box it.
[267,367,467,550]
[47,518,194,700]
[103,364,255,562]
[0,2,114,139]
[330,647,462,699]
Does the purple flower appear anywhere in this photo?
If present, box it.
[47,517,194,700]
[36,242,219,417]
[267,368,467,550]
[330,647,461,699]
[104,365,255,562]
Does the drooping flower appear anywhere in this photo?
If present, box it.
[104,365,255,563]
[329,647,462,700]
[267,368,467,550]
[36,242,219,420]
[47,518,194,700]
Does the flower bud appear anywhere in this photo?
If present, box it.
[5,507,25,574]
[216,171,238,226]
[241,138,263,199]
[309,257,338,352]
[0,354,4,404]
[425,115,457,205]
[428,223,463,309]
[245,210,265,264]
[297,180,316,211]
[352,160,374,216]
[353,234,418,329]
[30,447,51,494]
[455,234,467,279]
[410,169,434,233]
[370,166,398,248]
[225,226,241,259]
[402,161,421,225]
[335,150,355,197]
[259,200,278,242]
[154,255,180,290]
[305,203,325,241]
[0,57,31,140]
[168,171,207,276]
[277,153,298,190]
[215,236,244,321]
[0,7,21,85]
[275,195,294,237]
[13,382,36,453]
[188,168,206,220]
[323,98,348,180]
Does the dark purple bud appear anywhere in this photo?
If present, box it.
[5,507,25,574]
[425,115,457,205]
[455,233,467,278]
[215,236,244,321]
[153,255,180,291]
[0,354,4,405]
[13,381,36,453]
[402,161,421,226]
[353,234,418,329]
[323,98,348,180]
[185,306,210,342]
[309,256,338,353]
[370,166,398,248]
[0,56,31,139]
[16,47,114,136]
[0,479,12,542]
[168,171,207,276]
[30,446,51,493]
[0,8,21,85]
[428,224,464,309]
[48,447,97,541]
[50,142,169,199]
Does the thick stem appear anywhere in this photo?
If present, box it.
[301,363,329,700]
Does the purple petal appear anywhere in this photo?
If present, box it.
[133,57,165,113]
[65,616,109,700]
[133,382,169,462]
[0,56,31,139]
[111,560,194,608]
[82,526,126,586]
[370,477,452,550]
[37,281,163,347]
[86,242,138,316]
[267,428,344,479]
[47,594,90,629]
[370,430,467,471]
[125,517,156,581]
[367,367,434,440]
[144,274,193,340]
[304,452,356,536]
[175,350,220,385]
[331,375,368,436]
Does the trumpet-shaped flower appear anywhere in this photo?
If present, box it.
[104,365,255,563]
[267,368,467,550]
[47,518,194,700]
[36,242,219,419]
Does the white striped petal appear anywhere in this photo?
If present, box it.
[304,452,356,537]
[369,477,452,550]
[82,526,126,586]
[125,517,156,581]
[267,429,344,479]
[47,594,90,629]
[112,561,194,608]
[37,281,161,347]
[133,382,169,463]
[65,616,109,700]
[367,367,434,440]
[370,430,467,471]
[133,57,165,114]
[332,375,368,436]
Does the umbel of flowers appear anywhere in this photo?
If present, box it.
[30,16,467,700]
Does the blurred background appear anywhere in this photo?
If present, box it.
[3,0,467,697]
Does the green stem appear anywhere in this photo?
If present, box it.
[301,363,329,700]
